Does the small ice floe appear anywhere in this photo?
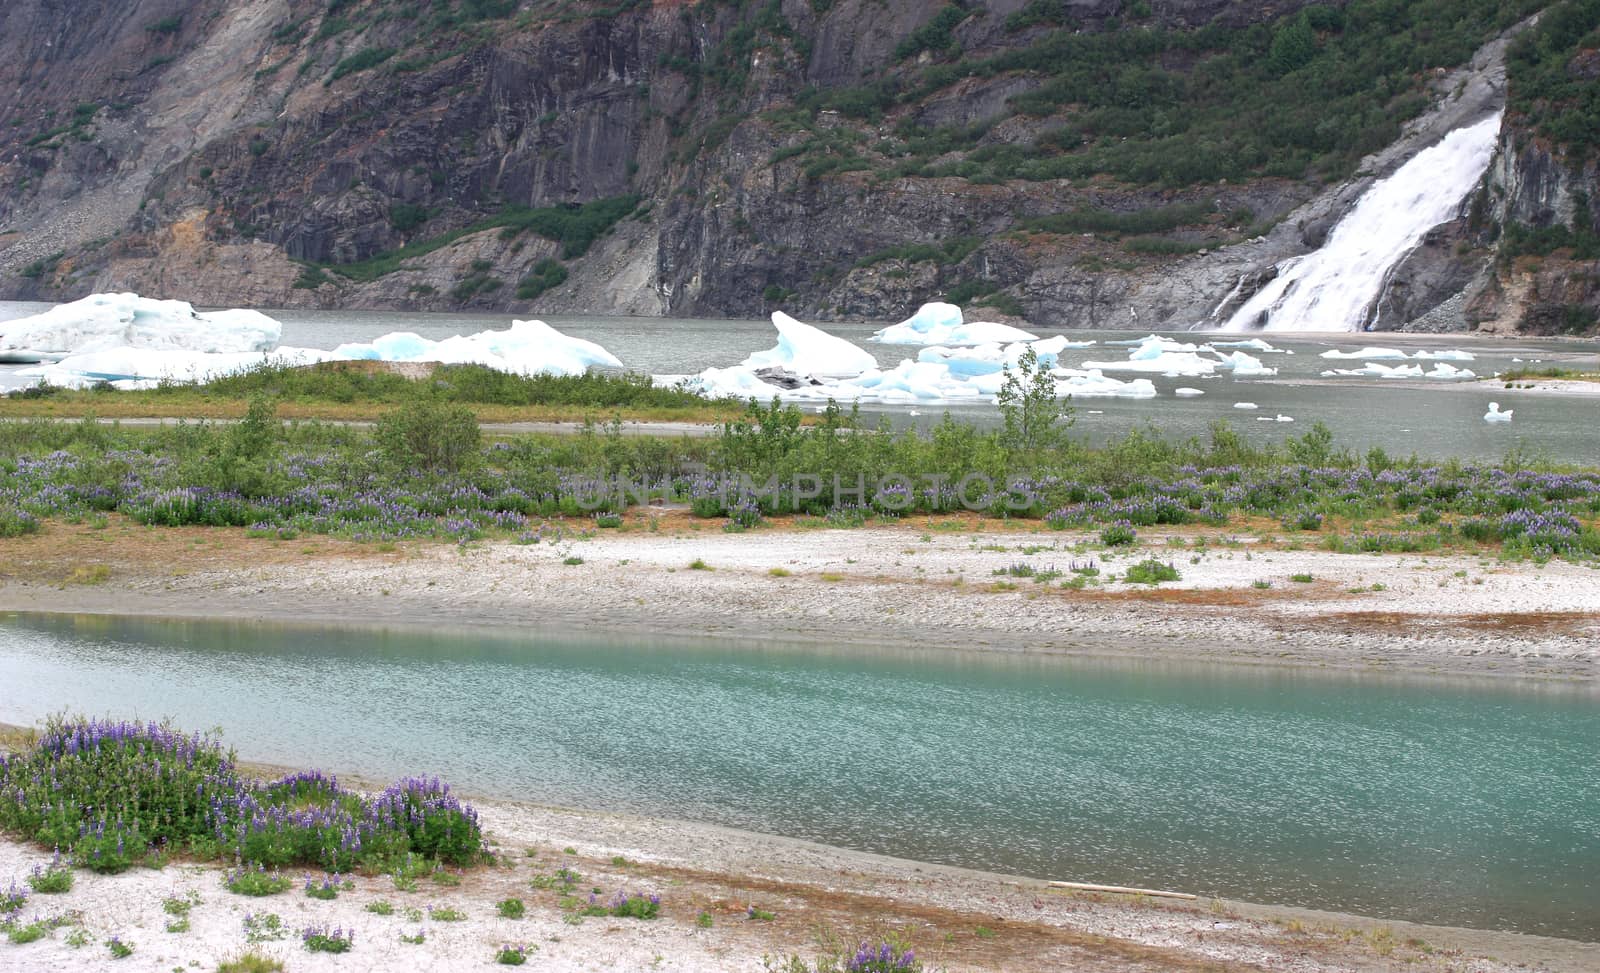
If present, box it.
[1233,402,1259,410]
[1484,402,1513,423]
[1174,387,1205,396]
[1210,338,1282,352]
[1414,349,1476,361]
[869,302,1040,346]
[1210,350,1278,376]
[1087,409,1104,414]
[1320,346,1408,360]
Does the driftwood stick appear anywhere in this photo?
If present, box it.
[1048,881,1198,900]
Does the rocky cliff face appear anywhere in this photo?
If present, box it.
[0,0,1585,334]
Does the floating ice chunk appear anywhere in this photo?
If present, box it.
[1049,369,1158,398]
[869,302,962,342]
[745,312,878,376]
[1233,402,1258,410]
[1105,334,1201,350]
[918,344,1003,377]
[0,293,280,360]
[1079,334,1222,375]
[1423,363,1476,380]
[1484,402,1513,422]
[868,302,1041,346]
[20,346,336,386]
[1174,387,1205,396]
[1210,338,1283,352]
[1031,335,1097,352]
[1319,346,1408,360]
[1255,414,1297,422]
[333,320,621,376]
[1321,362,1424,378]
[1127,335,1204,359]
[1210,351,1278,377]
[1413,349,1476,361]
[674,365,777,399]
[1081,351,1219,376]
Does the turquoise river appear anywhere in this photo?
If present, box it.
[0,613,1595,941]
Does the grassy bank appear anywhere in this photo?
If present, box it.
[0,362,744,424]
[1,387,1597,562]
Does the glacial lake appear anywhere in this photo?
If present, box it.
[0,613,1595,941]
[3,301,1599,464]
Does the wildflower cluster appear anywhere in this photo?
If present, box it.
[301,923,354,953]
[26,851,73,893]
[0,717,483,877]
[2,420,1598,559]
[304,873,343,900]
[496,944,529,965]
[846,942,920,972]
[224,864,291,897]
[578,889,661,919]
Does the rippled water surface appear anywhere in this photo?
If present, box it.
[1,613,1595,940]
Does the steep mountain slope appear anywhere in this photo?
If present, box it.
[0,0,1586,333]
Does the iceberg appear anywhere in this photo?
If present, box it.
[1210,338,1283,352]
[1174,387,1205,396]
[17,347,337,388]
[331,320,622,376]
[744,312,878,377]
[0,293,280,360]
[1079,351,1219,376]
[918,337,1078,377]
[1211,351,1278,377]
[1233,402,1259,410]
[1050,369,1158,398]
[675,365,779,399]
[869,302,1039,346]
[1320,362,1426,379]
[1104,334,1201,349]
[1319,346,1408,360]
[12,296,627,388]
[1413,349,1476,361]
[1424,363,1476,380]
[1075,334,1285,377]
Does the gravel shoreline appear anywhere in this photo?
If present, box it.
[3,520,1595,681]
[2,793,1596,973]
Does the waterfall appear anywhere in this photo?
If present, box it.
[1222,113,1502,333]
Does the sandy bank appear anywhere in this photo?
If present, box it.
[2,518,1596,681]
[2,791,1595,973]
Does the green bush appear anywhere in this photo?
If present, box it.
[1124,558,1181,584]
[516,259,568,300]
[375,400,482,472]
[330,47,397,82]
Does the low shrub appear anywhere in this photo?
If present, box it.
[1123,558,1180,584]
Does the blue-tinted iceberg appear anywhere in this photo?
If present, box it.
[869,302,1039,346]
[0,293,280,361]
[744,312,878,376]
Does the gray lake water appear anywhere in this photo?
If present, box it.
[3,301,1599,463]
[0,613,1595,941]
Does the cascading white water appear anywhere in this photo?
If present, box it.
[1223,113,1502,333]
